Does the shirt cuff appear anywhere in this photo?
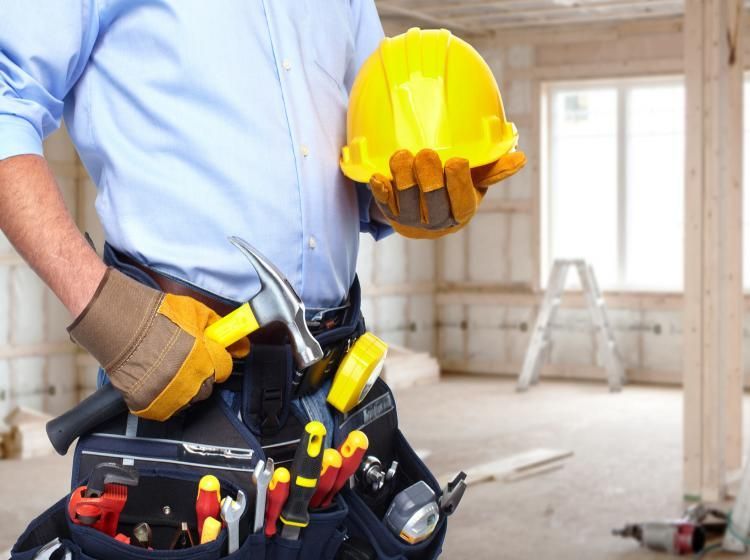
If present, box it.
[356,182,393,241]
[0,114,44,161]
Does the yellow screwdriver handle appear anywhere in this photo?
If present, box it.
[204,302,261,348]
[200,517,222,544]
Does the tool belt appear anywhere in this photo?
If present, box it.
[10,245,448,560]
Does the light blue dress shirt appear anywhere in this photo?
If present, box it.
[0,0,390,308]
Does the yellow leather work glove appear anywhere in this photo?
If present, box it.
[369,148,527,239]
[68,268,250,421]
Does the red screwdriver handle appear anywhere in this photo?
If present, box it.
[265,468,291,537]
[320,430,369,508]
[310,449,342,509]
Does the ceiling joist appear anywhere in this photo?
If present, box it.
[374,0,712,33]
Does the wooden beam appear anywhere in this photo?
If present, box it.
[436,287,683,311]
[376,2,477,35]
[441,360,683,387]
[424,0,681,16]
[683,0,744,502]
[478,199,533,214]
[473,15,683,47]
[473,8,685,30]
[0,342,77,360]
[507,58,683,81]
[452,0,683,23]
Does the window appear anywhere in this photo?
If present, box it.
[543,77,685,291]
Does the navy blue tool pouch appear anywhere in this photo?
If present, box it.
[330,381,447,560]
[266,496,348,560]
[11,388,444,560]
[11,249,446,558]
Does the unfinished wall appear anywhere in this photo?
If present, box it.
[436,18,691,385]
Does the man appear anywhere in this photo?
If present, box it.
[0,2,524,421]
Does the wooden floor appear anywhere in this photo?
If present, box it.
[2,376,749,558]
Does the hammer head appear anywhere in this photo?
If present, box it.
[229,237,323,369]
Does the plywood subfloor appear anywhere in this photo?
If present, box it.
[2,376,749,558]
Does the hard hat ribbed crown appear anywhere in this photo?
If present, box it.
[341,28,518,182]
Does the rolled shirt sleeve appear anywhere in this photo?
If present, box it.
[347,0,393,239]
[0,0,99,160]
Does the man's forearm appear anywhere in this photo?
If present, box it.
[0,154,106,318]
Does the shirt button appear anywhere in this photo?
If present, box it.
[282,59,292,71]
[301,145,310,157]
[308,236,317,249]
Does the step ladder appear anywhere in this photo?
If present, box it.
[517,259,626,392]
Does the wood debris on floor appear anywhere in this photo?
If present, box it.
[439,448,574,488]
[381,345,440,391]
[2,406,53,460]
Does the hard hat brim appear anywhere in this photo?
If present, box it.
[340,132,518,183]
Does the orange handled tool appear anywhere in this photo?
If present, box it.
[310,449,343,509]
[320,430,369,508]
[196,475,221,539]
[265,467,291,537]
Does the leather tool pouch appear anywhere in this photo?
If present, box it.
[10,249,447,559]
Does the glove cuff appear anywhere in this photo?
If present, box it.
[68,268,164,371]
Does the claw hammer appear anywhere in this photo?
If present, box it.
[46,236,324,455]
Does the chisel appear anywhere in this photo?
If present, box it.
[279,421,327,540]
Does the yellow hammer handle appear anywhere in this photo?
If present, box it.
[204,302,260,347]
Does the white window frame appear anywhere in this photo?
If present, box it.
[541,74,685,291]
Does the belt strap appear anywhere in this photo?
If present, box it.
[243,344,293,436]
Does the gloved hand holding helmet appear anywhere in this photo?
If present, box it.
[68,269,249,421]
[341,28,526,239]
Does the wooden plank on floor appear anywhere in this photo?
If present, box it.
[439,448,573,487]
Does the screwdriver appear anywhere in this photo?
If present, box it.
[200,516,222,544]
[280,421,327,540]
[310,448,342,509]
[196,475,221,539]
[320,430,369,508]
[265,467,291,537]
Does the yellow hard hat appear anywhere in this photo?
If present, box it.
[340,27,518,183]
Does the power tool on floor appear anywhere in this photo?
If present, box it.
[613,504,727,555]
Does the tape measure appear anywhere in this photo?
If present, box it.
[327,332,388,413]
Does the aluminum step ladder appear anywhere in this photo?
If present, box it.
[517,259,626,392]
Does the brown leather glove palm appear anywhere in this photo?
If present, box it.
[69,269,249,421]
[370,149,526,239]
